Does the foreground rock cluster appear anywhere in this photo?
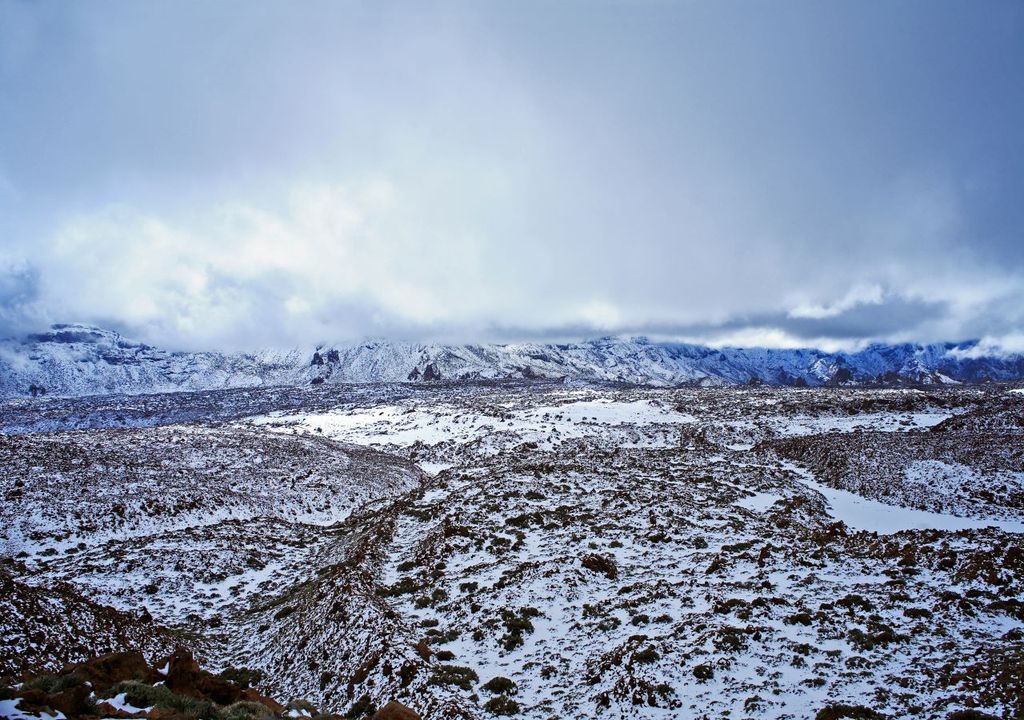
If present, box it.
[0,648,420,720]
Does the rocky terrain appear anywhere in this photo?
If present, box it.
[3,324,1024,398]
[0,645,422,720]
[2,382,1023,719]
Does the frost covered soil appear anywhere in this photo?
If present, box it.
[1,383,1023,719]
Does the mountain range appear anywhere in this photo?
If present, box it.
[1,323,1022,398]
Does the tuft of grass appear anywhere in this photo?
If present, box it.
[221,701,275,720]
[103,681,219,719]
[23,672,87,694]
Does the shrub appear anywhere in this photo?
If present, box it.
[345,693,376,718]
[633,646,659,664]
[836,594,874,612]
[24,672,86,694]
[500,608,540,651]
[221,701,274,720]
[218,667,265,690]
[715,625,752,653]
[484,695,521,715]
[481,677,518,695]
[848,622,905,651]
[785,611,813,626]
[273,606,295,620]
[428,665,479,691]
[384,577,420,596]
[903,607,933,620]
[581,553,618,580]
[815,704,885,720]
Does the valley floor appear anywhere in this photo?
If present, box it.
[2,383,1023,719]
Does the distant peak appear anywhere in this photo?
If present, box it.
[29,324,122,345]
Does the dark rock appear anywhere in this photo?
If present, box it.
[828,368,854,385]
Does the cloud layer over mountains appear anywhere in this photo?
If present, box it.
[1,1,1022,351]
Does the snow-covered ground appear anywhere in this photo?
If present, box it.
[3,383,1022,719]
[252,392,696,454]
[785,461,1024,534]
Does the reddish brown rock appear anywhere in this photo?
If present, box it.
[242,687,285,714]
[372,701,420,720]
[64,650,156,691]
[412,641,432,661]
[163,646,241,705]
[10,688,55,715]
[48,684,93,717]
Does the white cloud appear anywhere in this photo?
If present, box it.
[947,333,1024,359]
[788,284,885,319]
[40,182,492,348]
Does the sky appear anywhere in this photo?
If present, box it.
[1,0,1023,352]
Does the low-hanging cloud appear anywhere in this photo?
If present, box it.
[0,1,1022,351]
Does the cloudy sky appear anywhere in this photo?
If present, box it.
[1,1,1022,351]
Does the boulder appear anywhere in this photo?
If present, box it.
[65,650,155,691]
[48,685,93,717]
[242,688,285,714]
[372,701,420,720]
[164,646,242,705]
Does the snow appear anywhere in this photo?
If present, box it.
[772,411,952,435]
[100,693,154,714]
[6,381,1024,720]
[734,490,782,513]
[0,699,65,720]
[253,393,697,455]
[786,462,1024,534]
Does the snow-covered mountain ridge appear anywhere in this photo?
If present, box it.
[2,323,1023,398]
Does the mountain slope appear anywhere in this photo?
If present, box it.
[1,323,1023,398]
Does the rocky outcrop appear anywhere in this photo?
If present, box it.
[0,648,415,719]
